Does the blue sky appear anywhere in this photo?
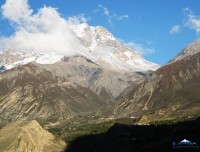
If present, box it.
[0,0,200,65]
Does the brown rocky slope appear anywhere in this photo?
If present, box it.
[115,51,200,123]
[0,63,108,125]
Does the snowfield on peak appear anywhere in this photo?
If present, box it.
[0,23,159,72]
[0,51,64,70]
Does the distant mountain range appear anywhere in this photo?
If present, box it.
[1,24,200,127]
[1,23,200,152]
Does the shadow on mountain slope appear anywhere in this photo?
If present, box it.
[65,117,200,152]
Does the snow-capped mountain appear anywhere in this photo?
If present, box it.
[0,24,160,125]
[0,23,159,72]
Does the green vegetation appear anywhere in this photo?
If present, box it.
[149,119,176,125]
[149,114,200,125]
[48,123,110,144]
[48,117,137,144]
[48,127,64,133]
[48,113,200,145]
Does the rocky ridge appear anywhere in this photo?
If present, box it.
[115,39,200,123]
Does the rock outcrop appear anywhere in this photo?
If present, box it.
[0,120,66,152]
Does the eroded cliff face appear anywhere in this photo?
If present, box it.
[0,120,66,152]
[115,52,200,123]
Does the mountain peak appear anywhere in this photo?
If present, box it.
[170,38,200,63]
[0,24,159,72]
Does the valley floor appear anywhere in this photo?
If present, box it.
[63,117,200,152]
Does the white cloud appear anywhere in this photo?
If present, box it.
[67,14,91,25]
[98,5,110,16]
[93,4,128,26]
[1,0,32,23]
[170,25,180,34]
[117,15,129,20]
[184,8,200,33]
[0,0,88,56]
[125,42,155,55]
